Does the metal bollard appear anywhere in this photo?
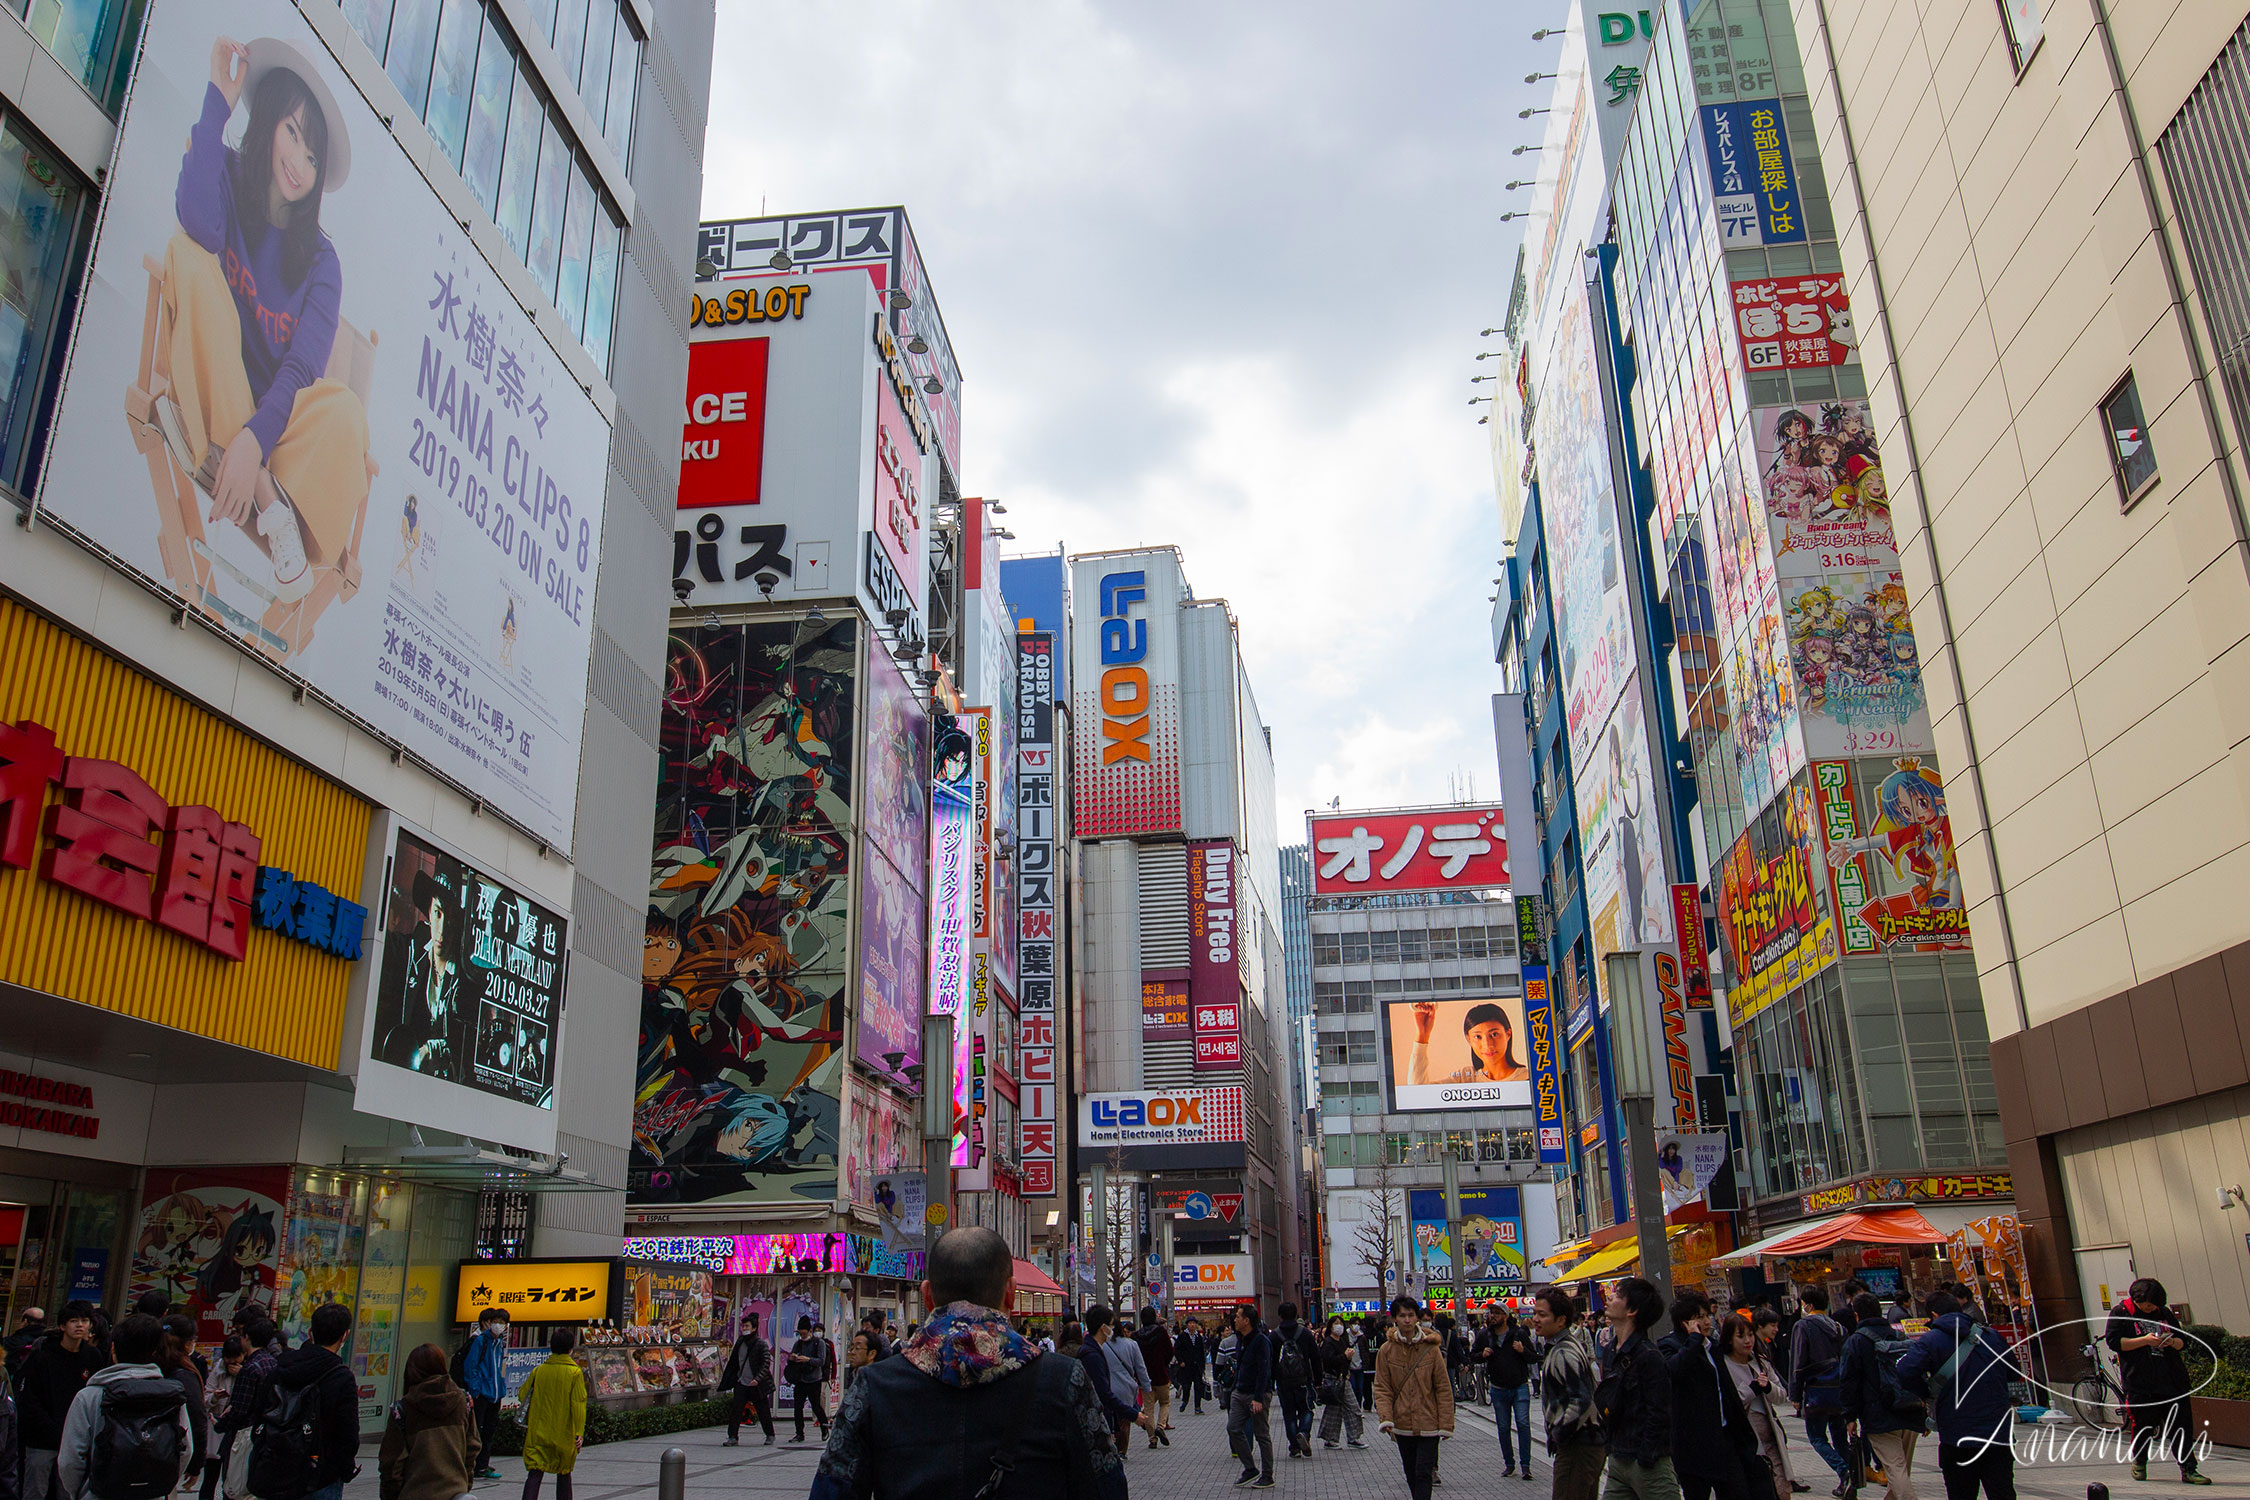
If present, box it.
[659,1446,687,1500]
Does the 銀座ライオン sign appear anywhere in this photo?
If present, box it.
[453,1259,616,1322]
[0,601,371,1068]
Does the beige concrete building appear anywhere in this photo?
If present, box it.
[1787,0,2250,1338]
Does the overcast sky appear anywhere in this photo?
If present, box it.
[704,2,1554,841]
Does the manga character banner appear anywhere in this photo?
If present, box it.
[633,620,852,1206]
[1714,772,1837,1027]
[357,826,568,1149]
[1756,401,1935,763]
[128,1167,289,1345]
[1572,673,1673,966]
[39,0,611,852]
[1813,758,1969,954]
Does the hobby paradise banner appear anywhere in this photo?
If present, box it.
[40,0,611,852]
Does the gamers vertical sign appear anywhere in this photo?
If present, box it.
[1189,840,1241,1070]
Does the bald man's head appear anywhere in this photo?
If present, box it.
[924,1225,1014,1309]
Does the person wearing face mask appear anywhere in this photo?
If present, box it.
[1315,1317,1365,1449]
[456,1308,509,1481]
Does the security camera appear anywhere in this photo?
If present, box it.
[754,569,781,599]
[671,576,693,605]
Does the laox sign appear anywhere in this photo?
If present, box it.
[1097,571,1153,765]
[1088,1095,1203,1130]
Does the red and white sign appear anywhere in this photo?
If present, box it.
[1730,275,1854,371]
[1310,807,1508,896]
[676,337,769,507]
[1188,841,1239,1070]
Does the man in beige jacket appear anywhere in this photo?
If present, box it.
[1372,1296,1455,1500]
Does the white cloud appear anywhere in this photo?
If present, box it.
[704,0,1553,835]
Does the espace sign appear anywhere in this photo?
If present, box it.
[1077,1088,1244,1148]
[1070,550,1182,838]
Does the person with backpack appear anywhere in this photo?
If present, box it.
[2103,1276,2211,1486]
[54,1314,192,1500]
[456,1308,508,1482]
[809,1226,1125,1500]
[376,1343,478,1500]
[718,1313,775,1447]
[1477,1303,1536,1480]
[6,1310,46,1388]
[1132,1307,1173,1445]
[1788,1285,1853,1497]
[1896,1291,2023,1500]
[251,1304,358,1500]
[212,1321,279,1500]
[785,1316,831,1445]
[1271,1303,1319,1460]
[198,1335,245,1500]
[1372,1296,1453,1500]
[1594,1277,1676,1500]
[1836,1292,1922,1500]
[516,1330,587,1500]
[2,1349,26,1500]
[1533,1288,1605,1500]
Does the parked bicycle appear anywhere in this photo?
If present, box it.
[2068,1341,2126,1430]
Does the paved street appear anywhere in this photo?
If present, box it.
[334,1392,2250,1500]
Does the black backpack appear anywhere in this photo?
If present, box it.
[1870,1337,1929,1425]
[86,1377,187,1500]
[248,1375,325,1500]
[1276,1332,1311,1390]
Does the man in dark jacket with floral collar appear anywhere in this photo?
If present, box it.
[812,1227,1123,1499]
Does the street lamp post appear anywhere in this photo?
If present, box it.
[1604,952,1674,1321]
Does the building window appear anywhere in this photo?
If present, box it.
[2161,20,2250,459]
[0,114,90,498]
[1369,930,1400,963]
[1994,0,2043,71]
[2100,373,2160,507]
[1428,928,1458,960]
[10,0,145,113]
[1458,929,1488,961]
[1344,981,1373,1013]
[339,0,637,372]
[1347,1036,1379,1065]
[1340,932,1369,965]
[1398,930,1428,962]
[1313,934,1341,966]
[1314,980,1344,1014]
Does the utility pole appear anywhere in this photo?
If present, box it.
[1605,953,1674,1321]
[1089,1157,1108,1315]
[923,1015,956,1244]
[1442,1152,1464,1322]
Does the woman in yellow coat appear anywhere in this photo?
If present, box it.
[517,1329,589,1500]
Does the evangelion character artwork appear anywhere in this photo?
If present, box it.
[633,619,855,1204]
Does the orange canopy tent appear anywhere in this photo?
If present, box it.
[1712,1206,1942,1266]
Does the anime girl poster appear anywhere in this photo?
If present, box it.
[126,1168,289,1345]
[1818,756,1970,951]
[634,618,855,1205]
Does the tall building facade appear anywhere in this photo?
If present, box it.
[0,0,711,1426]
[1795,0,2250,1337]
[628,207,967,1329]
[1067,547,1296,1319]
[1498,0,2015,1278]
[1306,801,1556,1311]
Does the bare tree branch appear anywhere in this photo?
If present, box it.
[1352,1152,1401,1292]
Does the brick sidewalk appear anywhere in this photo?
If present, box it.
[336,1393,2250,1499]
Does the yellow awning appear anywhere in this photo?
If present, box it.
[1541,1237,1593,1267]
[1552,1238,1642,1282]
[1549,1225,1694,1283]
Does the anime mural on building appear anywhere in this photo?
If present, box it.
[127,1168,289,1344]
[1816,757,1969,953]
[1757,400,1934,761]
[1574,673,1672,963]
[1535,274,1636,773]
[633,620,854,1205]
[1715,772,1837,1026]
